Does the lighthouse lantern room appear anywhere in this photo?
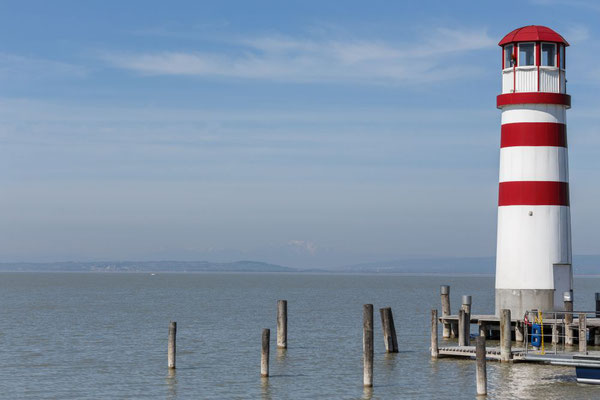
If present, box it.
[495,26,572,317]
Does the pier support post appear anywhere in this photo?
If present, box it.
[461,295,471,343]
[277,300,287,349]
[363,304,374,387]
[431,309,439,358]
[168,321,176,369]
[500,309,512,362]
[515,321,524,343]
[579,313,588,354]
[475,335,487,396]
[379,307,398,353]
[261,328,270,377]
[440,285,452,338]
[458,309,469,346]
[564,292,574,345]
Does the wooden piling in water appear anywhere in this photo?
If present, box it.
[388,308,398,353]
[579,313,587,354]
[461,295,471,345]
[363,304,374,387]
[379,307,398,353]
[431,309,439,358]
[458,309,469,346]
[277,300,287,349]
[261,328,270,377]
[475,335,487,396]
[168,321,177,369]
[565,292,574,345]
[500,309,512,362]
[440,285,452,338]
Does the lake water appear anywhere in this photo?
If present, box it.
[1,272,600,399]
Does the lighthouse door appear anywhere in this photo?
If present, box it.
[553,263,573,311]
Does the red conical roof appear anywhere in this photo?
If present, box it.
[499,25,569,46]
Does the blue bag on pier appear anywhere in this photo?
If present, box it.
[531,324,542,347]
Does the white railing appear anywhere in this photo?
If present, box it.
[501,67,566,94]
[502,69,514,93]
[515,66,538,93]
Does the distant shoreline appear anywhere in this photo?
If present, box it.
[2,270,600,278]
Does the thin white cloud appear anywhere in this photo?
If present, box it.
[0,53,87,80]
[102,27,495,85]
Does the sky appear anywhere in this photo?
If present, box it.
[1,0,600,267]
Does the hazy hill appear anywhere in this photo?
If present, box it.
[0,260,296,273]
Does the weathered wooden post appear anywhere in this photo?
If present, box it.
[579,313,588,354]
[168,321,177,369]
[440,285,452,338]
[461,295,471,344]
[379,307,398,353]
[363,304,374,387]
[277,300,287,349]
[431,309,439,358]
[261,328,270,377]
[565,291,574,345]
[475,335,487,396]
[387,308,398,353]
[458,309,468,346]
[500,309,512,362]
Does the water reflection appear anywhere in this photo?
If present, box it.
[362,386,373,400]
[261,377,272,400]
[166,369,177,400]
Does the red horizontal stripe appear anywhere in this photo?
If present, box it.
[501,123,567,147]
[497,93,571,108]
[499,181,569,206]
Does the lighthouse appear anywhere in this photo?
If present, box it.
[495,26,572,317]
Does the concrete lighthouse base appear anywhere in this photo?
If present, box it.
[495,289,555,319]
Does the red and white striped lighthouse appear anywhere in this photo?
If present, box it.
[495,26,572,317]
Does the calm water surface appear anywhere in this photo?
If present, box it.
[1,273,600,399]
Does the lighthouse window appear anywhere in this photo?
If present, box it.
[541,43,556,67]
[519,43,535,66]
[504,44,514,68]
[559,45,565,69]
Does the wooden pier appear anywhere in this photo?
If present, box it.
[438,345,527,361]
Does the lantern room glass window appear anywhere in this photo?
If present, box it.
[560,45,565,69]
[504,44,514,68]
[519,43,535,66]
[541,43,556,67]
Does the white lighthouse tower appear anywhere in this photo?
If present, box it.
[495,26,572,317]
